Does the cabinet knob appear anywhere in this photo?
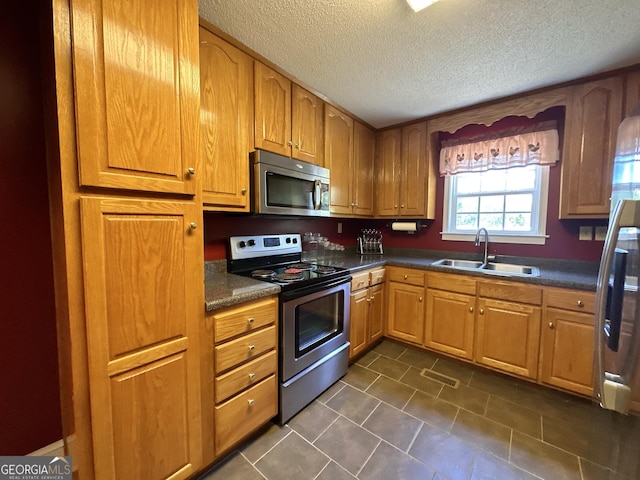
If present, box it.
[247,399,255,406]
[248,345,255,352]
[188,222,197,230]
[370,295,375,302]
[479,308,484,315]
[404,274,408,280]
[241,188,247,195]
[366,297,372,303]
[247,317,255,324]
[401,204,405,208]
[248,372,255,380]
[548,322,555,329]
[295,143,300,148]
[351,203,356,207]
[419,296,423,302]
[577,300,584,307]
[287,141,293,147]
[469,306,474,313]
[187,167,196,175]
[394,205,398,209]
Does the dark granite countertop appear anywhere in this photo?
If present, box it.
[204,249,599,312]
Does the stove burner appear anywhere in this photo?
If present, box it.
[287,262,314,270]
[314,266,336,275]
[275,272,305,283]
[251,269,276,279]
[284,268,302,274]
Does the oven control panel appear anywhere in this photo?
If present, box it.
[229,234,302,260]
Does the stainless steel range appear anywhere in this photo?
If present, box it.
[228,234,351,424]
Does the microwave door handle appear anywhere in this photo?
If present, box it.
[313,180,322,210]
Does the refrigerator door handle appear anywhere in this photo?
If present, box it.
[604,249,627,352]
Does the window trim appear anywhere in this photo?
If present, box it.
[441,165,550,245]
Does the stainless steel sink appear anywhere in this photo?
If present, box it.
[431,258,540,277]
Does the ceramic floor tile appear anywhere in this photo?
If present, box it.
[372,340,406,359]
[397,346,439,369]
[287,400,338,442]
[510,430,581,480]
[313,416,380,475]
[399,366,445,397]
[254,431,329,480]
[580,458,630,480]
[341,363,380,391]
[358,440,434,480]
[355,350,380,367]
[431,357,474,385]
[468,369,520,402]
[485,395,541,439]
[325,384,380,424]
[438,383,490,415]
[315,460,356,480]
[403,390,459,432]
[239,423,291,463]
[469,450,538,480]
[198,451,263,480]
[408,422,475,480]
[367,355,411,380]
[362,402,422,451]
[315,379,345,404]
[365,374,416,410]
[450,409,511,459]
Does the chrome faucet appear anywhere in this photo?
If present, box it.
[474,227,489,268]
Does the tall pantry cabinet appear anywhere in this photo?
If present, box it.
[45,0,204,479]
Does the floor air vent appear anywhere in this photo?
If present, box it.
[420,368,460,388]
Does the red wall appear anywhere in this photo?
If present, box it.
[0,3,62,454]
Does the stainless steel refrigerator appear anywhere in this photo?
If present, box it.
[595,101,640,414]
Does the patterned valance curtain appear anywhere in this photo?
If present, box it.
[439,121,559,176]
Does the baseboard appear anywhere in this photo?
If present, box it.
[28,439,65,457]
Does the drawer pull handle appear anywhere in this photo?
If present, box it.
[248,317,255,324]
[248,345,255,352]
[247,399,255,406]
[249,372,255,380]
[366,297,372,303]
[469,306,474,313]
[419,296,423,302]
[549,322,555,329]
[577,300,584,307]
[479,308,484,315]
[404,275,408,280]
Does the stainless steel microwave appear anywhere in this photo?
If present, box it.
[251,149,330,217]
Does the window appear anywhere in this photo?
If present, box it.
[442,164,550,245]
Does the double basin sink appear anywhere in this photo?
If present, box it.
[431,258,540,277]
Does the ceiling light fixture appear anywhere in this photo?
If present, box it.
[406,0,441,12]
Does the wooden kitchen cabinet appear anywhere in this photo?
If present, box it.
[325,105,355,215]
[475,281,542,379]
[376,122,430,218]
[349,268,386,359]
[254,62,324,165]
[560,76,624,218]
[69,0,200,195]
[199,28,253,211]
[209,297,278,455]
[386,267,425,345]
[540,287,595,396]
[352,121,376,216]
[624,69,640,115]
[80,197,204,479]
[425,272,476,360]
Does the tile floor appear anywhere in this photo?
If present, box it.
[198,340,640,480]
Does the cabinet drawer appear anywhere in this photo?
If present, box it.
[215,375,277,454]
[388,268,425,287]
[215,350,277,403]
[545,287,595,314]
[370,268,386,286]
[427,272,476,295]
[477,280,542,305]
[213,297,277,343]
[351,271,370,291]
[215,326,276,373]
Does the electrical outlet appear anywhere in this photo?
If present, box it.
[337,222,342,234]
[579,226,593,241]
[595,226,607,241]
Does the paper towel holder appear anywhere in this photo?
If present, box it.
[389,221,427,234]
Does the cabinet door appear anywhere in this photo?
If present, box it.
[199,28,252,211]
[387,282,425,345]
[400,122,427,217]
[475,298,541,379]
[368,283,385,344]
[292,84,324,165]
[624,70,640,115]
[71,0,199,195]
[325,105,354,215]
[254,62,291,156]
[349,289,369,359]
[375,128,402,217]
[560,77,624,218]
[80,197,203,479]
[352,121,376,216]
[425,289,475,360]
[540,308,594,395]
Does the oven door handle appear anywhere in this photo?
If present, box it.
[280,275,351,302]
[313,180,322,210]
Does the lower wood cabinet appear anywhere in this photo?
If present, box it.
[425,273,476,360]
[207,296,278,457]
[386,267,425,345]
[349,268,385,359]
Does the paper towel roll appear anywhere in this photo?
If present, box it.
[391,222,419,232]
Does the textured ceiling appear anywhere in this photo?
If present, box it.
[198,0,640,129]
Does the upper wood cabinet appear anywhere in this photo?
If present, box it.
[70,0,200,195]
[199,28,253,211]
[560,77,624,218]
[625,69,640,115]
[352,121,376,216]
[325,105,354,215]
[376,122,432,218]
[254,62,324,165]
